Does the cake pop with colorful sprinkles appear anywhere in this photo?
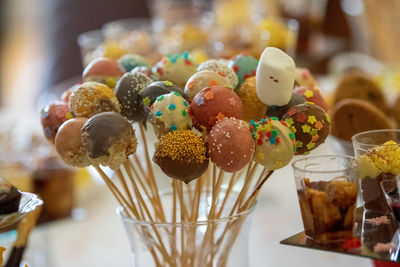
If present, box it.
[190,86,243,132]
[81,112,137,170]
[282,102,331,155]
[198,59,239,89]
[69,82,121,118]
[153,130,209,183]
[184,70,232,100]
[250,118,296,169]
[266,93,306,119]
[114,71,153,122]
[153,52,197,88]
[208,117,254,172]
[41,101,72,143]
[228,54,258,87]
[142,81,186,108]
[55,117,91,167]
[118,54,149,72]
[82,57,124,88]
[149,92,192,138]
[237,76,268,122]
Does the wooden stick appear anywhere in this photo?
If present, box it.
[240,170,274,212]
[216,172,238,218]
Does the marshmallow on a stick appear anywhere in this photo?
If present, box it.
[256,47,295,106]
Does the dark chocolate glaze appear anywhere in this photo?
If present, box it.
[81,112,131,158]
[153,156,209,184]
[142,81,186,108]
[267,93,306,119]
[114,72,152,122]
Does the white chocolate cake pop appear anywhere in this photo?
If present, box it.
[256,47,295,106]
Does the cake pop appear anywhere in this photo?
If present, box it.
[55,117,91,167]
[282,102,331,155]
[208,117,254,172]
[81,112,138,170]
[149,92,192,138]
[198,59,239,89]
[118,54,149,72]
[294,86,328,112]
[153,130,209,183]
[142,81,186,109]
[184,70,232,100]
[228,54,258,87]
[237,76,268,122]
[190,86,243,132]
[69,82,120,118]
[41,101,72,143]
[82,57,124,88]
[114,72,153,122]
[251,118,296,169]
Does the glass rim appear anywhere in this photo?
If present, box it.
[351,129,400,148]
[117,189,257,227]
[291,155,359,174]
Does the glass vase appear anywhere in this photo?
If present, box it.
[118,189,255,267]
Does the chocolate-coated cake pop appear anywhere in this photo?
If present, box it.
[41,101,72,143]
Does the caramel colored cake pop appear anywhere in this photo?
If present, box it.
[251,118,296,169]
[198,59,239,89]
[69,82,121,118]
[149,92,192,138]
[153,52,197,88]
[266,93,306,120]
[153,130,209,183]
[190,86,243,132]
[294,86,328,112]
[237,76,268,122]
[142,81,186,108]
[208,118,254,172]
[81,112,137,170]
[41,101,72,143]
[114,72,153,122]
[83,57,124,88]
[184,70,232,100]
[282,102,331,155]
[55,117,91,167]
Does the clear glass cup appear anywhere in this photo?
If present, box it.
[381,179,400,223]
[292,155,359,243]
[118,189,255,267]
[352,130,400,213]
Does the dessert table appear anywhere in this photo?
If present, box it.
[18,138,372,267]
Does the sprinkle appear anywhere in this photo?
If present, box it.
[285,118,294,126]
[157,95,164,101]
[289,132,295,139]
[311,135,319,142]
[288,108,296,116]
[170,125,177,131]
[302,125,311,133]
[271,129,278,137]
[143,97,151,107]
[157,67,164,75]
[325,114,331,123]
[164,81,173,86]
[228,97,236,106]
[195,97,205,106]
[270,117,278,121]
[290,126,297,134]
[304,90,314,98]
[307,115,317,124]
[232,65,239,72]
[173,92,181,96]
[256,151,264,160]
[183,51,189,60]
[216,112,225,121]
[296,141,303,148]
[269,136,276,144]
[187,81,195,89]
[296,113,307,123]
[168,104,176,110]
[315,121,323,130]
[205,91,214,100]
[155,111,162,117]
[182,110,187,117]
[209,80,218,86]
[310,129,318,136]
[183,100,188,106]
[306,142,315,150]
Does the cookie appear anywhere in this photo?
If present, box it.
[331,98,394,141]
[334,73,388,113]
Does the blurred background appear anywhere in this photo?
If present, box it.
[1,0,400,266]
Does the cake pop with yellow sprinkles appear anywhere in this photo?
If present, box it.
[149,92,192,138]
[69,82,121,118]
[153,130,209,183]
[250,118,296,170]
